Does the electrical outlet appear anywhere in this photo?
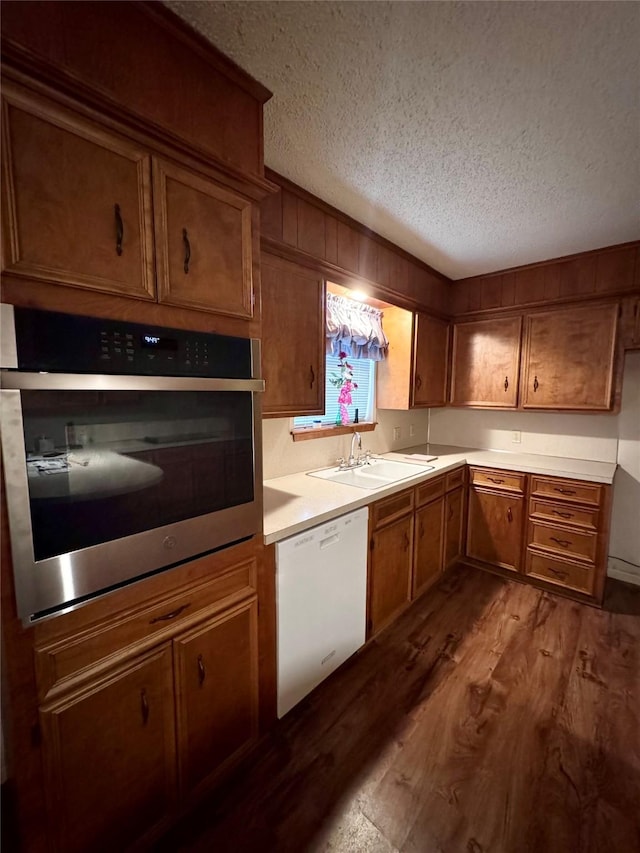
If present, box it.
[409,424,416,437]
[393,427,401,441]
[512,430,522,444]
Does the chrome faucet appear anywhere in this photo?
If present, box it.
[348,431,362,467]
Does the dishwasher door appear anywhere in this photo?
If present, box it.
[276,506,369,718]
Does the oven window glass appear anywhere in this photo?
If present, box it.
[20,390,255,561]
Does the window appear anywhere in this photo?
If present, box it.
[293,354,375,429]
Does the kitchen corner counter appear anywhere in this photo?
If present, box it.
[263,444,617,546]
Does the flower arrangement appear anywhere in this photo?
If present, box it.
[329,351,358,425]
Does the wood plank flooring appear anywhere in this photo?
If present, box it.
[154,568,640,853]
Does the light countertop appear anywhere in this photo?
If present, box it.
[263,444,617,545]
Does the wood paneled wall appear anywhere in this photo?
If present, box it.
[260,170,452,316]
[451,242,640,317]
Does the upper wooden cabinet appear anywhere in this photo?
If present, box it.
[450,316,522,407]
[261,253,325,417]
[1,83,257,321]
[1,85,155,301]
[521,302,618,410]
[153,159,254,318]
[377,307,450,409]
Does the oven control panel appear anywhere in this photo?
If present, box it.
[12,306,253,378]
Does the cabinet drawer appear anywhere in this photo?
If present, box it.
[529,499,598,531]
[470,468,525,493]
[371,488,415,528]
[528,521,597,563]
[526,551,594,595]
[529,476,601,507]
[35,559,257,701]
[445,467,466,492]
[415,476,445,507]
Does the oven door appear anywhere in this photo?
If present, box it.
[0,372,263,622]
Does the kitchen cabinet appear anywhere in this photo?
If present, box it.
[525,475,610,602]
[620,295,640,349]
[1,83,257,321]
[443,475,465,570]
[466,468,526,572]
[413,478,445,598]
[520,302,618,410]
[368,490,415,635]
[450,316,522,407]
[39,646,177,853]
[33,544,260,852]
[377,308,450,409]
[261,253,326,416]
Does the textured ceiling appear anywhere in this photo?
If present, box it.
[164,1,639,279]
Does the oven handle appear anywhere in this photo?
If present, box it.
[0,372,265,393]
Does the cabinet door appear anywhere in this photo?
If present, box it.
[261,253,325,416]
[521,303,618,410]
[466,488,524,572]
[1,85,155,299]
[174,599,259,796]
[153,158,254,318]
[369,514,413,636]
[444,486,465,570]
[412,313,450,407]
[39,646,176,853]
[413,497,444,597]
[450,316,522,407]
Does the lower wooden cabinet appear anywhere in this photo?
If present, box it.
[413,498,444,597]
[40,646,177,853]
[444,486,465,570]
[466,487,525,572]
[34,544,260,852]
[369,513,414,635]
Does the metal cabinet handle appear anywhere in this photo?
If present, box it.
[488,477,504,484]
[415,374,422,390]
[419,521,425,538]
[149,603,190,624]
[141,688,149,725]
[403,532,410,551]
[533,376,539,392]
[554,487,576,496]
[197,654,206,687]
[552,510,573,519]
[550,536,571,548]
[507,507,513,522]
[309,365,315,389]
[114,204,123,256]
[182,228,191,274]
[548,567,568,579]
[504,376,509,392]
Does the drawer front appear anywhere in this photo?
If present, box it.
[528,521,597,563]
[530,476,602,507]
[526,551,594,595]
[445,467,465,492]
[35,559,257,700]
[415,475,445,507]
[529,499,598,531]
[470,468,525,494]
[372,487,415,528]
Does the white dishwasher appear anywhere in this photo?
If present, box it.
[276,506,369,718]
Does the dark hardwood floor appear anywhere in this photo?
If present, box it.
[155,567,640,853]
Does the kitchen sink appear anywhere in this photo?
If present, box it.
[307,458,434,490]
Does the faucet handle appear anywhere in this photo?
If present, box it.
[336,457,346,469]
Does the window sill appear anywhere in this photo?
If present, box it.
[290,422,377,442]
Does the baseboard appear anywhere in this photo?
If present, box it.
[608,557,640,587]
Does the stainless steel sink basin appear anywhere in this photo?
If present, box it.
[307,458,434,490]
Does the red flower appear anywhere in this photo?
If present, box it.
[354,383,358,389]
[338,351,347,359]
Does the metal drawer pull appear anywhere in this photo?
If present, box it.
[554,487,576,496]
[141,688,149,725]
[183,228,191,273]
[309,365,315,388]
[552,510,573,519]
[487,477,504,484]
[550,537,571,548]
[504,376,509,392]
[507,507,513,522]
[547,567,568,579]
[197,654,206,687]
[403,532,410,551]
[149,603,190,624]
[114,204,123,256]
[533,376,539,392]
[415,374,422,390]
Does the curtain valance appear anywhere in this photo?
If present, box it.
[325,293,389,361]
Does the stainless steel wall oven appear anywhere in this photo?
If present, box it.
[0,304,264,623]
